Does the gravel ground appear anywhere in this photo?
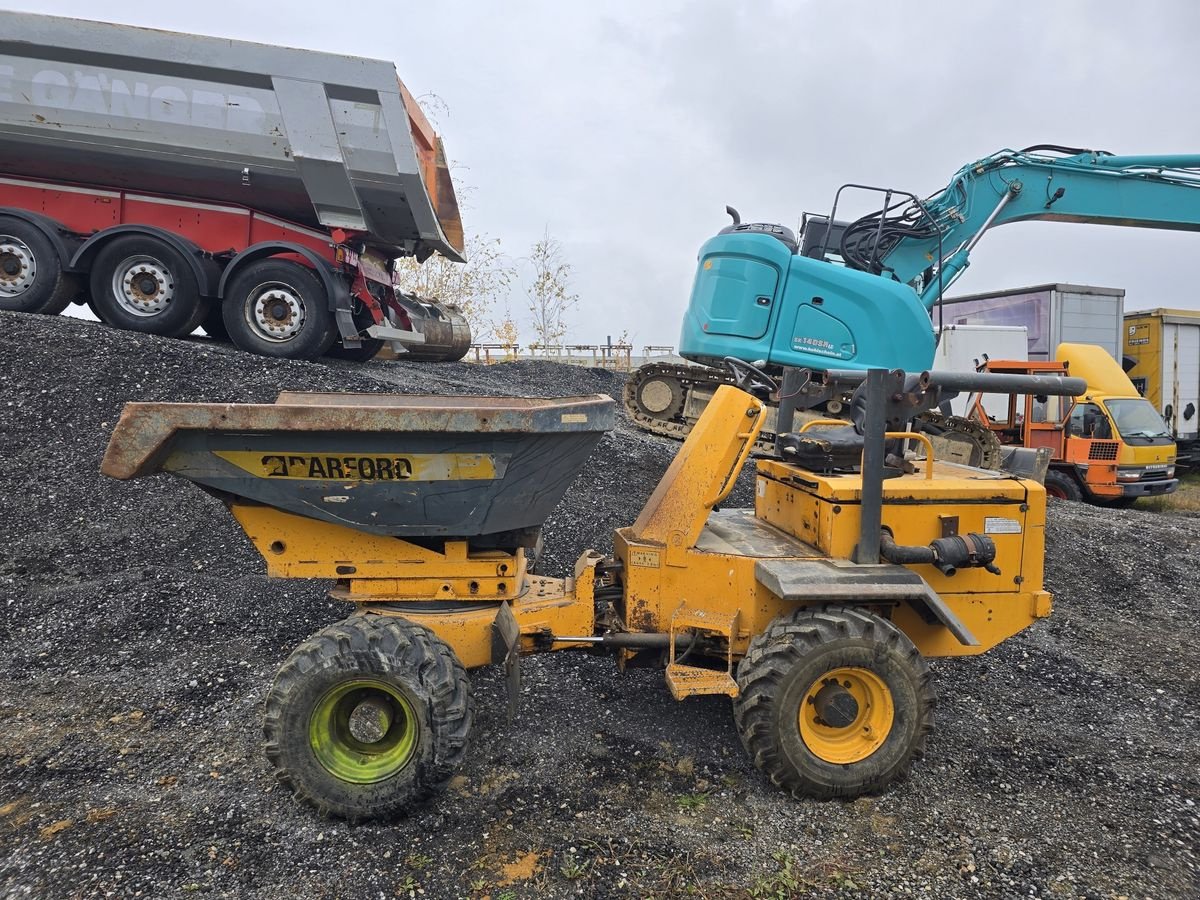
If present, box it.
[0,310,1197,899]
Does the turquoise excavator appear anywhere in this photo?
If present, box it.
[626,146,1200,458]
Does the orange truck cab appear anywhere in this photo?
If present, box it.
[969,343,1178,506]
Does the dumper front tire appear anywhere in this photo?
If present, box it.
[263,614,473,822]
[223,259,337,359]
[733,605,934,799]
[0,216,79,315]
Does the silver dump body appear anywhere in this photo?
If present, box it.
[0,12,464,261]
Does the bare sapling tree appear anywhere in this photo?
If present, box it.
[394,233,515,328]
[526,230,578,350]
[490,302,521,359]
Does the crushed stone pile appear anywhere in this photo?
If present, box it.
[0,310,1196,899]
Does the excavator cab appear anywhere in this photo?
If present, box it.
[678,195,938,375]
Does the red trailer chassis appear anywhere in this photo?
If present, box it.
[0,174,466,360]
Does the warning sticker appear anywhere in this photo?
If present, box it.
[629,549,661,568]
[984,517,1022,535]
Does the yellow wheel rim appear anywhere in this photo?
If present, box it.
[798,666,895,764]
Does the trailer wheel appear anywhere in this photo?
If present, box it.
[263,614,473,822]
[223,259,337,359]
[1043,470,1082,502]
[733,605,934,799]
[326,336,385,362]
[89,235,208,337]
[0,216,79,315]
[201,303,229,341]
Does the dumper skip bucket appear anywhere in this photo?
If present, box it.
[101,392,616,539]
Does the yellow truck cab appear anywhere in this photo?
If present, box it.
[970,343,1177,506]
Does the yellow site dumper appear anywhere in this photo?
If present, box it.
[101,364,1084,821]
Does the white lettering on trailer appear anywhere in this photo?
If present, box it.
[23,64,270,134]
[69,71,107,115]
[150,84,189,125]
[109,79,149,119]
[31,69,71,107]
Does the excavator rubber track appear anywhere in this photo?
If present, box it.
[624,362,759,444]
[624,362,1003,468]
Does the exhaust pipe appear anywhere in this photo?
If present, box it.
[879,529,1001,577]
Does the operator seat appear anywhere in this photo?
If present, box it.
[776,427,865,474]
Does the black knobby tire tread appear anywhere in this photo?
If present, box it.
[326,336,385,362]
[0,215,78,315]
[222,258,337,360]
[87,235,208,337]
[1043,469,1083,503]
[202,303,229,341]
[733,605,935,800]
[263,614,473,822]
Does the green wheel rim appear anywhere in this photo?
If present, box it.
[308,678,419,784]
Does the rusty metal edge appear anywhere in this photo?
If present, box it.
[100,394,616,481]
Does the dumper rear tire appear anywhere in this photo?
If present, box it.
[223,259,337,359]
[0,216,79,315]
[88,235,208,337]
[263,614,473,822]
[733,605,934,799]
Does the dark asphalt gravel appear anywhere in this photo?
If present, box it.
[0,311,1197,899]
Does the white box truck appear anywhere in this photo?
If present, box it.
[938,283,1124,362]
[934,324,1029,416]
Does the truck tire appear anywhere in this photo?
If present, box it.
[263,614,473,822]
[222,259,337,359]
[201,303,229,341]
[733,605,934,799]
[88,235,209,337]
[0,216,79,314]
[326,336,385,362]
[1043,469,1082,502]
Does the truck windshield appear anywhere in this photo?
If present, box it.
[1104,399,1172,439]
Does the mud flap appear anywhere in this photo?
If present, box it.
[491,601,521,722]
[334,307,361,347]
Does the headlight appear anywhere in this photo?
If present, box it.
[1116,468,1143,482]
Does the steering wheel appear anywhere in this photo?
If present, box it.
[722,357,777,397]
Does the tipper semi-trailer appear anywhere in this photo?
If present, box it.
[0,12,469,361]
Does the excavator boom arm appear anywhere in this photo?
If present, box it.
[850,149,1200,307]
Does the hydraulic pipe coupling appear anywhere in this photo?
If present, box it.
[878,529,1001,577]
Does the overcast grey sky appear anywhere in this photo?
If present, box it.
[26,0,1200,347]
